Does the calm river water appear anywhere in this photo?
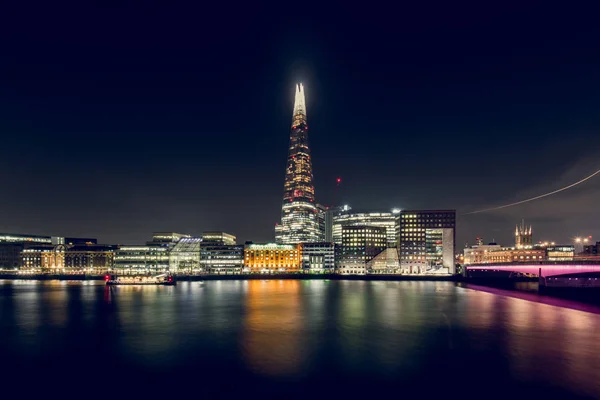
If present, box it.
[1,280,599,398]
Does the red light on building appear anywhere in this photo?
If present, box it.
[336,177,342,184]
[104,275,110,281]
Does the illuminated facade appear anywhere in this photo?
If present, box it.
[546,245,574,261]
[275,84,322,244]
[301,242,335,273]
[367,248,400,274]
[202,231,236,245]
[169,237,203,274]
[244,243,301,273]
[398,210,456,274]
[113,245,171,275]
[150,232,191,244]
[63,245,116,274]
[21,244,66,272]
[515,222,533,249]
[463,243,502,265]
[0,233,52,244]
[337,226,386,275]
[333,210,397,247]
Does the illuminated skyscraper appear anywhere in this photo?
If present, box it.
[275,84,321,244]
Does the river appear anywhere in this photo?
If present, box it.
[0,279,599,398]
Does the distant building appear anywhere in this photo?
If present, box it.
[201,232,236,246]
[333,211,397,247]
[337,226,386,275]
[463,242,502,265]
[317,204,327,242]
[63,244,116,274]
[324,205,351,242]
[150,232,191,245]
[398,210,456,274]
[0,233,52,245]
[478,247,545,263]
[301,242,335,273]
[582,242,600,256]
[515,222,533,249]
[0,244,25,270]
[244,243,302,273]
[367,248,400,274]
[546,245,575,261]
[21,244,67,272]
[53,237,97,245]
[113,245,171,275]
[169,237,203,274]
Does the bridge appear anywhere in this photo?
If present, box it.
[465,262,600,288]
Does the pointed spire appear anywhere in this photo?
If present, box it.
[293,83,307,117]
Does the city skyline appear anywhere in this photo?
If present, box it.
[1,4,600,247]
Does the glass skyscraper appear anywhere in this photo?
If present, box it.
[275,84,322,244]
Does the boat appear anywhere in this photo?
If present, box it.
[105,273,176,286]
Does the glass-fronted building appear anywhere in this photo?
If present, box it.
[202,231,236,246]
[398,210,456,274]
[337,226,387,275]
[169,237,203,274]
[333,211,397,247]
[113,245,171,275]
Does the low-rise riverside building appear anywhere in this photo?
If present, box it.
[244,243,302,273]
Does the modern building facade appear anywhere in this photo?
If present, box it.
[324,205,351,242]
[169,237,203,274]
[0,233,52,244]
[113,245,171,275]
[244,243,302,273]
[337,226,386,275]
[150,232,191,245]
[398,210,456,274]
[301,242,335,273]
[202,231,236,246]
[333,211,397,247]
[546,245,575,261]
[275,84,321,244]
[367,248,400,274]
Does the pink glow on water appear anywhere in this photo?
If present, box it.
[466,264,600,277]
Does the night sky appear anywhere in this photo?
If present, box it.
[1,3,600,248]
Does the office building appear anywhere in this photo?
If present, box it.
[21,244,66,272]
[0,244,23,270]
[0,233,52,244]
[149,232,191,245]
[63,244,117,274]
[324,205,351,242]
[244,243,302,273]
[337,226,386,275]
[202,231,236,246]
[169,237,203,274]
[463,242,502,265]
[367,248,400,274]
[333,211,397,247]
[200,244,244,274]
[546,245,575,261]
[301,242,335,273]
[275,84,321,244]
[113,245,171,275]
[398,210,456,274]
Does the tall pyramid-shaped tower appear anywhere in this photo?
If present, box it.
[275,84,321,244]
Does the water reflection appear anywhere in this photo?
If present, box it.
[0,280,599,397]
[241,280,306,376]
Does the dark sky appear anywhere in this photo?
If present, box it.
[1,2,600,247]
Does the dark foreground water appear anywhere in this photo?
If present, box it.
[1,280,599,399]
